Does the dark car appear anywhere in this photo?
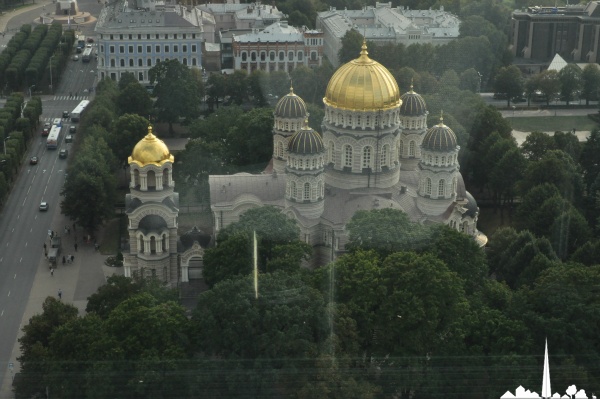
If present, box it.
[42,122,51,135]
[59,149,68,159]
[62,111,70,119]
[29,156,38,165]
[65,135,73,143]
[69,125,76,134]
[87,37,94,43]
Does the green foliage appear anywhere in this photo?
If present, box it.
[338,29,363,64]
[60,137,117,234]
[117,82,153,117]
[558,64,582,105]
[107,113,150,164]
[204,206,309,287]
[581,64,600,105]
[149,59,202,134]
[346,208,429,256]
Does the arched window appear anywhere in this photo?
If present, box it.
[381,144,389,167]
[291,181,296,199]
[438,179,445,197]
[120,59,125,67]
[409,141,416,156]
[452,177,457,196]
[269,51,275,61]
[279,51,284,61]
[277,141,284,158]
[139,235,144,253]
[260,51,266,61]
[399,140,404,156]
[297,51,303,61]
[426,178,432,195]
[129,59,134,67]
[251,52,256,61]
[318,181,323,198]
[328,141,334,163]
[288,51,294,60]
[362,146,372,169]
[304,182,310,200]
[343,145,353,168]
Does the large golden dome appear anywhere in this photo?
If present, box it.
[128,126,174,167]
[324,41,401,111]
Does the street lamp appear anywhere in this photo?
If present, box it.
[49,55,54,94]
[3,136,11,155]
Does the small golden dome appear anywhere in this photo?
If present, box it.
[324,41,401,111]
[128,126,174,166]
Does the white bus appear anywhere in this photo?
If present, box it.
[70,100,89,122]
[82,47,93,63]
[46,125,61,149]
[52,118,62,127]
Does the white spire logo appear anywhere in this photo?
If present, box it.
[542,339,551,399]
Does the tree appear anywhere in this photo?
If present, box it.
[345,208,429,257]
[224,107,274,166]
[117,71,138,91]
[117,82,153,117]
[247,69,269,106]
[85,275,144,318]
[535,69,561,105]
[426,225,488,294]
[225,69,248,105]
[579,128,600,191]
[521,131,555,161]
[16,297,79,399]
[494,65,524,107]
[581,64,600,105]
[60,137,116,234]
[149,59,201,134]
[338,29,363,65]
[203,206,311,286]
[107,113,150,165]
[558,64,582,105]
[520,150,583,204]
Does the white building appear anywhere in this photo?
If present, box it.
[316,2,460,66]
[232,21,323,73]
[95,0,206,83]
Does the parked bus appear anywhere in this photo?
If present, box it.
[70,100,90,122]
[82,47,93,62]
[46,125,61,149]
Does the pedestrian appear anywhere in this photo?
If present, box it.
[58,289,62,299]
[94,243,99,252]
[64,227,68,235]
[50,268,54,276]
[62,256,65,265]
[69,92,72,98]
[67,227,70,235]
[71,255,74,263]
[74,243,78,252]
[50,231,54,239]
[43,243,47,251]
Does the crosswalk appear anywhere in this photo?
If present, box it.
[52,95,90,101]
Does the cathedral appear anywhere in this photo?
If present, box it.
[122,42,486,284]
[209,41,487,266]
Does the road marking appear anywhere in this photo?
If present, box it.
[1,310,3,317]
[7,291,10,297]
[14,274,16,279]
[11,228,14,232]
[19,258,22,263]
[24,242,27,247]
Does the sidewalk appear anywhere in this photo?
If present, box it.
[0,212,123,398]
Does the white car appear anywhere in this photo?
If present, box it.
[72,55,79,61]
[39,202,49,211]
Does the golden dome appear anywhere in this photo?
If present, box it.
[324,41,401,111]
[128,126,174,167]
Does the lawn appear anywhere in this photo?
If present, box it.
[506,115,598,132]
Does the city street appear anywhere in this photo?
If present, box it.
[0,0,100,395]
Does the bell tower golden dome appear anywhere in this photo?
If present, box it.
[129,126,174,167]
[324,41,401,111]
